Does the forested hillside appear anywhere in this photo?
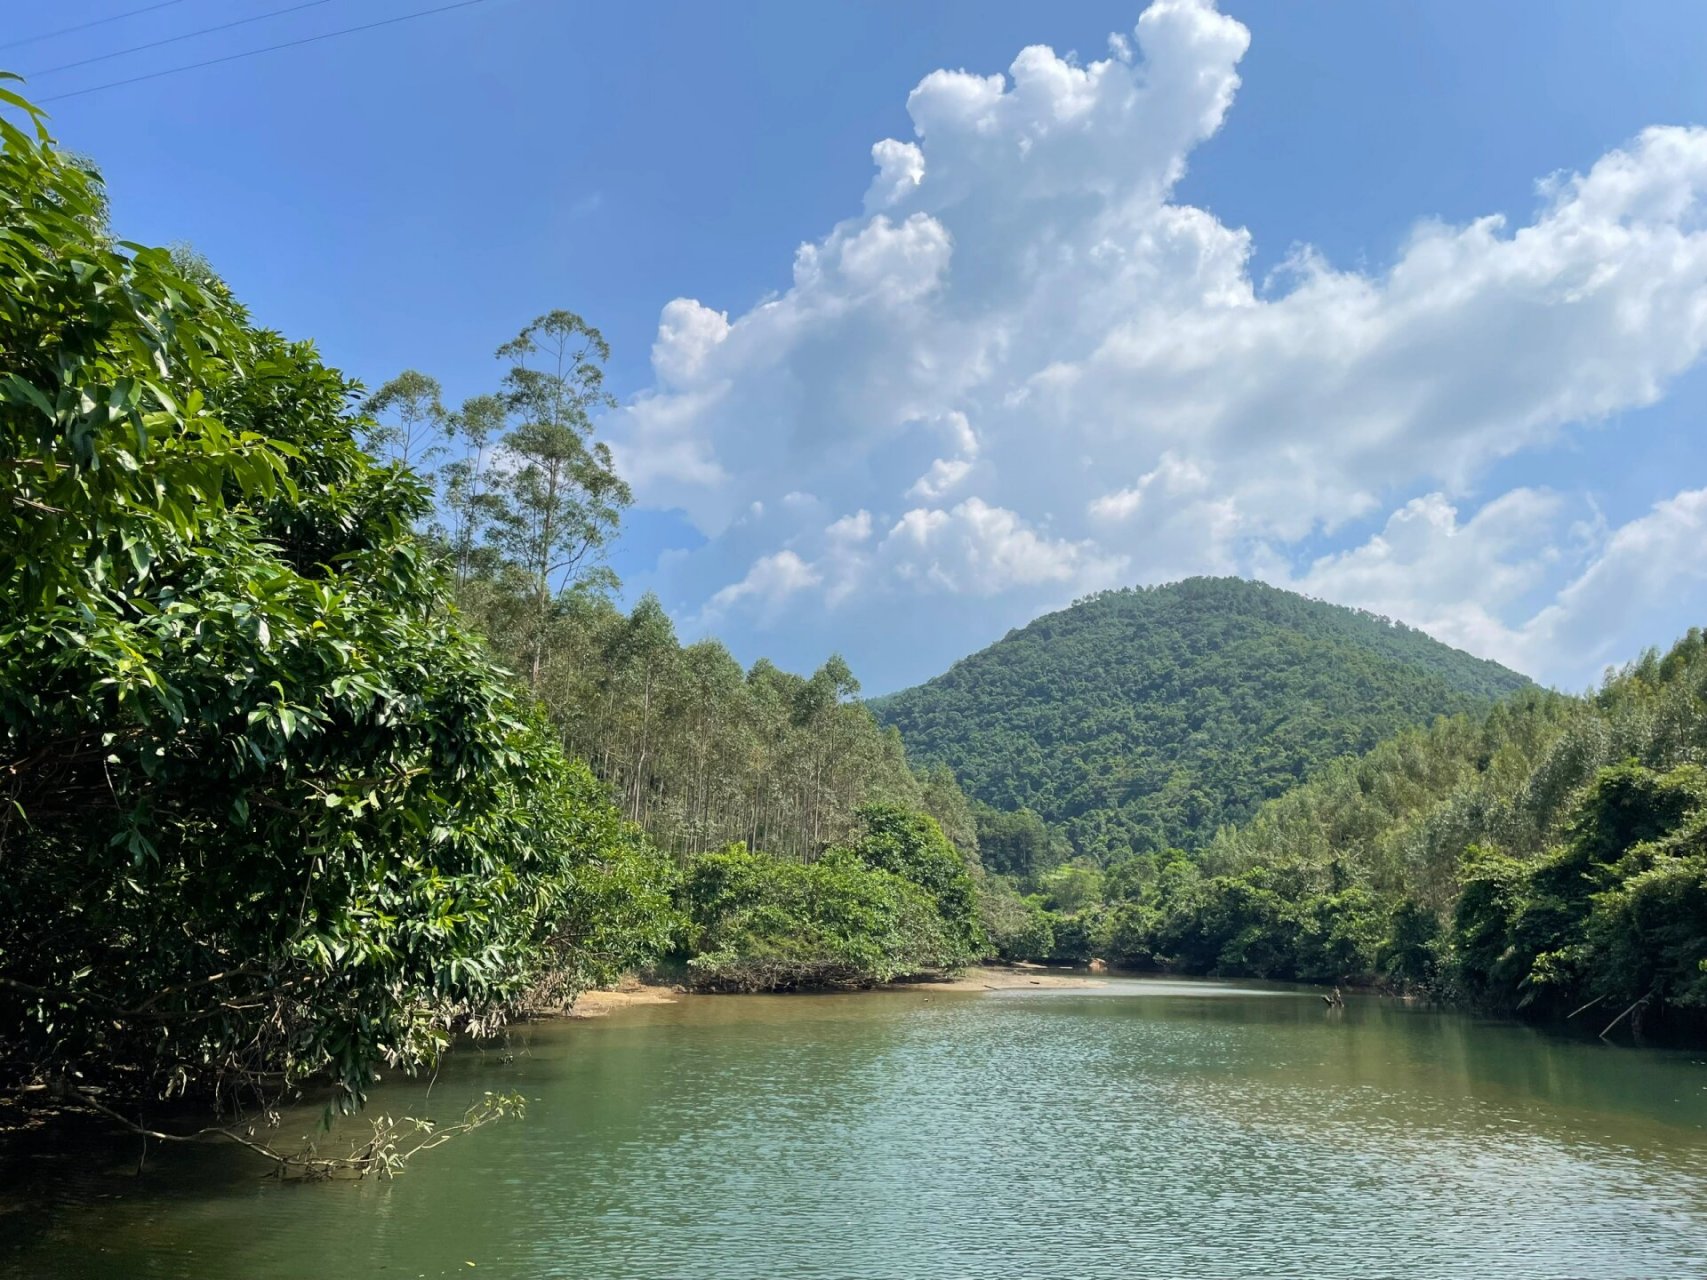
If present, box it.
[874,577,1532,856]
[995,629,1707,1039]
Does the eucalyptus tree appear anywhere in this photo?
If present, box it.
[489,311,632,687]
[600,593,681,826]
[439,392,506,590]
[363,369,447,472]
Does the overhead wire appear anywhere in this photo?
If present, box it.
[27,0,341,79]
[1,0,194,53]
[37,0,500,103]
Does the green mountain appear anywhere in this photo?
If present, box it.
[871,577,1532,857]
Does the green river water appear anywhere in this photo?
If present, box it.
[3,977,1705,1279]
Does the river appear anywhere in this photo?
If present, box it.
[3,977,1705,1279]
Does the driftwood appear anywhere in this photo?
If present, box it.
[1566,993,1608,1020]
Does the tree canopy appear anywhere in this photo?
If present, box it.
[991,626,1707,1040]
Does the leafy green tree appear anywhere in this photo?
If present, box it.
[679,844,957,991]
[917,762,980,858]
[1454,762,1707,1023]
[1040,910,1108,965]
[438,393,507,590]
[1104,899,1160,966]
[973,803,1068,880]
[1379,900,1443,988]
[0,86,672,1114]
[974,870,1053,961]
[363,369,446,472]
[1038,860,1105,914]
[846,804,984,961]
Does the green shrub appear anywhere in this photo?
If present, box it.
[679,845,958,991]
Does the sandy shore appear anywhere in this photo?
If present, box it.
[899,964,1108,993]
[567,978,682,1018]
[566,964,1105,1015]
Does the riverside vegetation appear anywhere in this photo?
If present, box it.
[940,615,1707,1041]
[2,78,1705,1171]
[0,80,979,1164]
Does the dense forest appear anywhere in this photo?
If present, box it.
[874,578,1532,856]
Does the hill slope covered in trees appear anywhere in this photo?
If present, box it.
[999,628,1707,1040]
[873,577,1533,856]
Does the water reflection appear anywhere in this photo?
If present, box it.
[3,978,1704,1279]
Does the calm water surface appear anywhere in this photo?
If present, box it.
[4,978,1706,1279]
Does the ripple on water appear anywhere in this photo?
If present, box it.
[4,979,1706,1280]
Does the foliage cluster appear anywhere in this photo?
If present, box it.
[677,805,985,990]
[994,629,1707,1038]
[471,593,981,865]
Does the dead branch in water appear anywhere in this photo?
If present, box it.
[1599,991,1653,1042]
[63,1086,523,1180]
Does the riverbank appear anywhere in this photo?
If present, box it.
[568,977,684,1017]
[900,964,1108,992]
[567,964,1107,1015]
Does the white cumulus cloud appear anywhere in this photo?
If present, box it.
[609,0,1707,688]
[1270,487,1707,686]
[703,550,822,622]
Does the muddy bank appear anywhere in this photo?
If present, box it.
[567,964,1104,1013]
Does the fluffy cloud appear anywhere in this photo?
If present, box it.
[609,0,1707,688]
[703,550,821,622]
[878,498,1128,596]
[1525,489,1707,678]
[1264,489,1576,671]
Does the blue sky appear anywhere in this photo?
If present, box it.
[14,0,1707,693]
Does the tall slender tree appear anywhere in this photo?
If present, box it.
[440,393,506,590]
[489,311,631,687]
[362,369,446,472]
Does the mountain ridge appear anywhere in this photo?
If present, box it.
[871,577,1533,857]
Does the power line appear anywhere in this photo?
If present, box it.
[29,0,341,79]
[1,0,194,53]
[38,0,500,103]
